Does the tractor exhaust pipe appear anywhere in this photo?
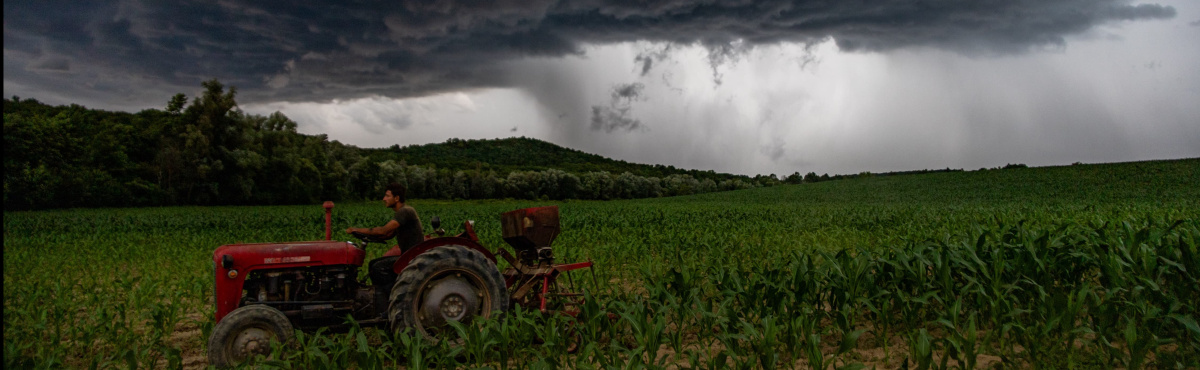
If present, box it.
[323,201,335,240]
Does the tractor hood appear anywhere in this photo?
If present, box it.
[213,241,365,271]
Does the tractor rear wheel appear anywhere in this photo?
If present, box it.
[207,305,293,368]
[388,245,509,340]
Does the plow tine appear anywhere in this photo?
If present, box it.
[567,265,579,293]
[589,261,599,293]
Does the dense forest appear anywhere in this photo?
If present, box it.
[5,80,806,210]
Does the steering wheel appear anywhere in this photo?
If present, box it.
[350,231,390,244]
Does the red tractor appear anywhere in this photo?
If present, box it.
[207,203,593,367]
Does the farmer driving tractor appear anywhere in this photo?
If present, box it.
[208,182,593,367]
[345,183,424,289]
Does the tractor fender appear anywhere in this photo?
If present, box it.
[392,237,496,274]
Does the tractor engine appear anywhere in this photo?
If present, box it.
[239,266,367,322]
[241,266,355,303]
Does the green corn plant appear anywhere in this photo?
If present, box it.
[448,317,501,365]
[614,299,669,366]
[906,328,934,370]
[781,309,812,364]
[531,313,572,366]
[864,289,896,363]
[666,319,687,360]
[796,312,828,370]
[396,328,434,370]
[714,327,754,370]
[935,297,980,370]
[289,328,336,369]
[745,316,782,370]
[834,327,867,369]
[683,347,706,370]
[1122,317,1157,370]
[494,306,541,369]
[1168,314,1200,358]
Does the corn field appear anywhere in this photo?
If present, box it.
[4,159,1199,368]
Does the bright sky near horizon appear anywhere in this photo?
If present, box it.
[6,0,1199,176]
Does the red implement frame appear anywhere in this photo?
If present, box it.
[498,249,594,315]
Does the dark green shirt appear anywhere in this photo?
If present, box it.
[393,205,424,250]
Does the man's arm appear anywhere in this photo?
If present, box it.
[345,220,400,237]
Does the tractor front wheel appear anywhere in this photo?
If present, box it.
[207,305,294,368]
[388,245,509,340]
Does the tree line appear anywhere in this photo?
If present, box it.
[372,136,761,183]
[5,80,789,210]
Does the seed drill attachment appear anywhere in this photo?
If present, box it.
[498,206,594,315]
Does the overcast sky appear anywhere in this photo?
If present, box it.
[6,0,1198,176]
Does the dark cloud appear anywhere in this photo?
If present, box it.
[591,82,646,132]
[3,0,1177,109]
[1190,20,1200,26]
[792,42,821,71]
[611,82,645,102]
[634,44,672,76]
[591,105,643,132]
[705,40,752,85]
[30,57,71,72]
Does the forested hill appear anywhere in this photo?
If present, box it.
[3,81,775,210]
[368,137,734,181]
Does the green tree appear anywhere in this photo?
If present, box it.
[804,172,820,183]
[785,172,803,184]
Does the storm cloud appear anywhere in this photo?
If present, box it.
[3,0,1176,109]
[635,44,673,76]
[591,82,646,132]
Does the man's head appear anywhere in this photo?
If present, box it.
[384,183,406,208]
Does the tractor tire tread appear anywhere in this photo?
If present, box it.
[387,245,508,337]
[206,304,293,368]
